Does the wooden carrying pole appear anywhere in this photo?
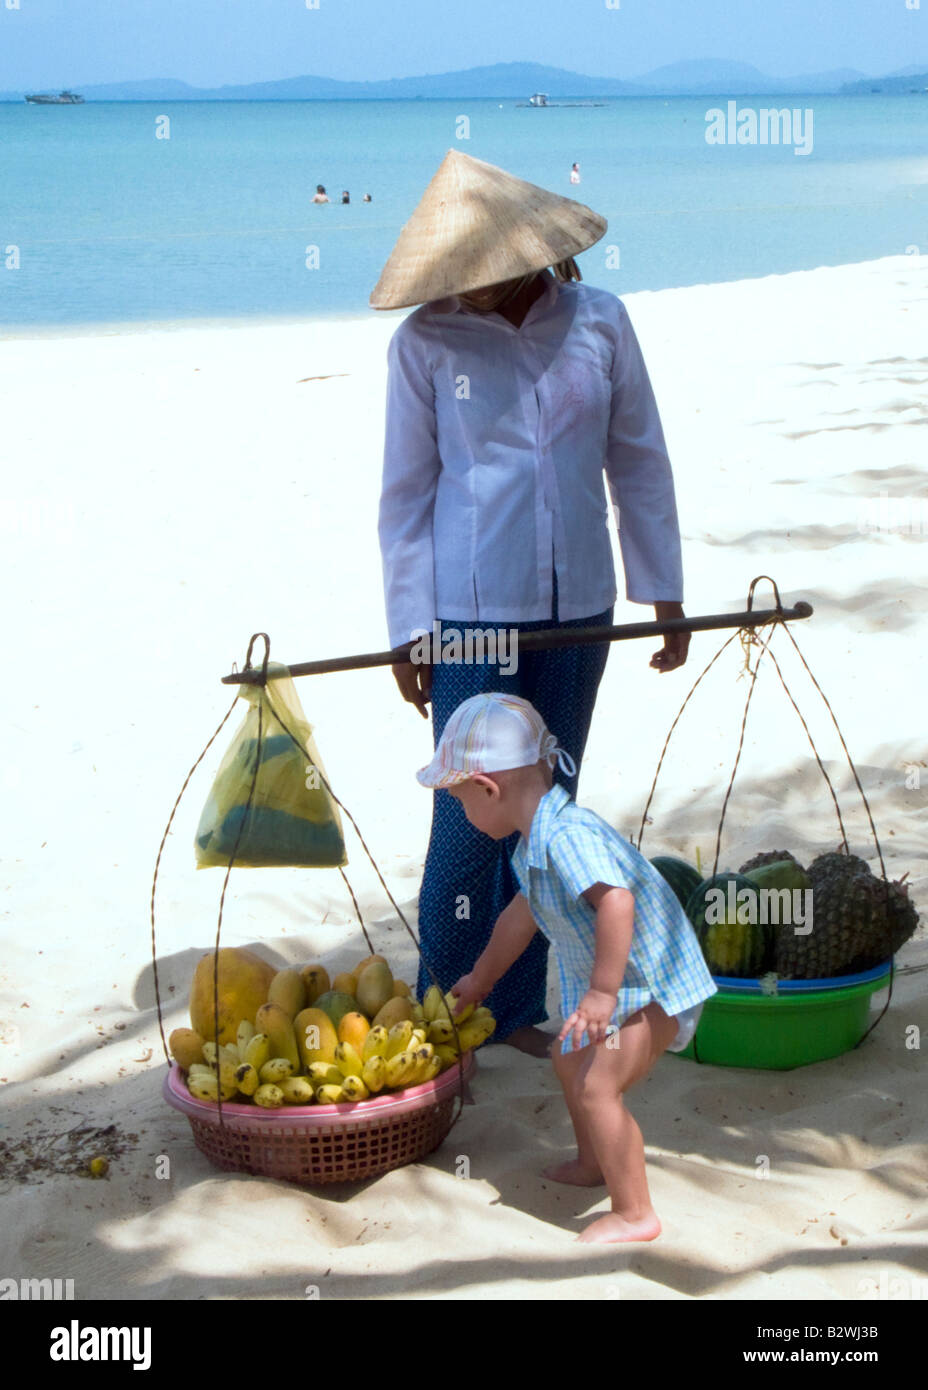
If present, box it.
[220,600,813,686]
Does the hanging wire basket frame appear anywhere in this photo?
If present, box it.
[151,633,478,1181]
[634,576,899,1059]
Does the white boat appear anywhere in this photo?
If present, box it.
[528,92,549,107]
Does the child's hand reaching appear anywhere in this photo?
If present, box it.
[448,973,486,1017]
[558,989,618,1052]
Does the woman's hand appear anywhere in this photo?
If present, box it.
[391,641,432,717]
[650,600,689,672]
[558,988,618,1052]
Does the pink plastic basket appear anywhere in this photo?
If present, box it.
[163,1052,476,1184]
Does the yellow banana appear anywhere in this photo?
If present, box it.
[421,1054,442,1082]
[384,1049,416,1088]
[333,1041,364,1078]
[442,991,475,1025]
[385,1021,414,1060]
[409,1002,425,1025]
[188,1071,237,1102]
[434,1044,460,1071]
[361,1025,389,1062]
[315,1084,346,1106]
[278,1076,315,1105]
[236,1018,256,1054]
[410,1026,428,1047]
[307,1062,345,1087]
[341,1074,370,1102]
[422,984,444,1023]
[361,1056,386,1093]
[234,1062,260,1097]
[427,1018,456,1046]
[259,1057,295,1085]
[204,1040,240,1066]
[243,1032,272,1071]
[254,1083,285,1108]
[457,1018,496,1052]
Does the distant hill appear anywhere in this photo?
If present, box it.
[7,57,928,103]
[840,70,928,94]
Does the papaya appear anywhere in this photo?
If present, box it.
[254,1002,300,1071]
[356,961,395,1019]
[371,995,414,1031]
[169,1027,205,1070]
[267,968,306,1019]
[337,1011,371,1053]
[300,964,330,1005]
[295,1007,339,1068]
[189,947,276,1046]
[314,989,360,1032]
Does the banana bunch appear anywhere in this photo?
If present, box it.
[178,965,496,1107]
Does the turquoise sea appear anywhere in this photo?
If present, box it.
[0,95,926,331]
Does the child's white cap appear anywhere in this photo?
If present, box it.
[416,692,577,789]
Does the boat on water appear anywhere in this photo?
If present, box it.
[518,91,605,108]
[25,90,85,104]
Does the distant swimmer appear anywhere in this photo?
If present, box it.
[341,190,350,203]
[312,184,330,204]
[363,193,372,202]
[569,163,580,184]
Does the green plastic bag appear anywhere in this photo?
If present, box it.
[195,662,347,869]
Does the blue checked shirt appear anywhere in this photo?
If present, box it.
[510,785,717,1053]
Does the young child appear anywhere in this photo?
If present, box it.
[416,691,717,1245]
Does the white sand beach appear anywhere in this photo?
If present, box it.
[1,255,926,1301]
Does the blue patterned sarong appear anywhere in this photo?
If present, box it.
[415,573,614,1038]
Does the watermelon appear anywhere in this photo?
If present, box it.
[650,856,703,911]
[685,872,772,977]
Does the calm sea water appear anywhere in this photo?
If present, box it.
[0,96,926,331]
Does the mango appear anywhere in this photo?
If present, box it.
[331,971,358,997]
[353,953,387,975]
[300,964,330,1005]
[314,990,360,1032]
[169,1027,205,1070]
[267,968,306,1019]
[189,947,276,1046]
[337,1011,371,1053]
[254,1002,300,1071]
[296,1007,339,1068]
[371,995,414,1031]
[356,961,395,1018]
[391,979,412,998]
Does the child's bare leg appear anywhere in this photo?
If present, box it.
[575,1003,678,1243]
[542,1046,604,1185]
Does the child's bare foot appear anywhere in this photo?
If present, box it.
[577,1210,662,1244]
[500,1025,555,1058]
[542,1158,604,1186]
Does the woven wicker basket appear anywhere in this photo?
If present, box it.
[163,1053,475,1184]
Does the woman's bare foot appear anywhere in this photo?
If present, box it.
[500,1025,555,1058]
[577,1210,662,1244]
[542,1158,604,1186]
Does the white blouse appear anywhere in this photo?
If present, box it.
[377,268,683,649]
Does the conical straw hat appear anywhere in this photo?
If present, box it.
[369,148,607,310]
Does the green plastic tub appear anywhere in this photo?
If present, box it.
[673,961,892,1069]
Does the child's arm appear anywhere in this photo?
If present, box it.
[450,891,539,1014]
[560,883,635,1051]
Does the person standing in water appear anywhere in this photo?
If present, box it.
[371,150,688,1055]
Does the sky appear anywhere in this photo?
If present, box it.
[0,0,923,88]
